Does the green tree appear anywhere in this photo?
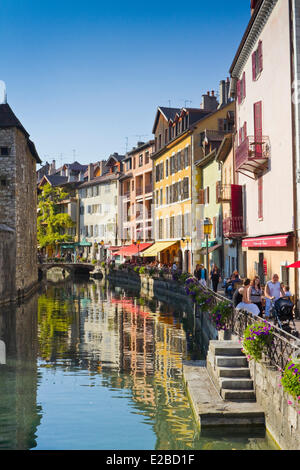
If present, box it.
[37,183,75,248]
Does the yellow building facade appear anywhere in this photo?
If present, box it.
[149,97,235,273]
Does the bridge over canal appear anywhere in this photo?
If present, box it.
[38,262,95,279]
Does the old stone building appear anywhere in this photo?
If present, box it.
[0,103,41,303]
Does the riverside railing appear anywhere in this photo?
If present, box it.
[200,285,300,371]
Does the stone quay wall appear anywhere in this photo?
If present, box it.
[248,360,300,450]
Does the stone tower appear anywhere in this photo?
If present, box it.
[0,103,41,303]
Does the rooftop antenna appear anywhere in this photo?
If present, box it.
[134,134,148,142]
[182,99,192,107]
[59,153,63,167]
[168,100,171,107]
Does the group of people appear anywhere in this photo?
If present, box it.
[194,263,222,292]
[193,264,293,319]
[232,274,292,318]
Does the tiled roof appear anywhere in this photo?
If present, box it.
[0,103,41,163]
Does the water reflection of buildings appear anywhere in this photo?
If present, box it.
[0,293,41,450]
[78,281,196,447]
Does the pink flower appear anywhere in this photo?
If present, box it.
[297,396,300,400]
[288,400,293,405]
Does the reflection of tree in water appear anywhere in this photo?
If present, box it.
[38,284,80,361]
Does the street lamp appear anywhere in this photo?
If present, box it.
[203,218,213,276]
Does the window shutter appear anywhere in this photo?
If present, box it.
[242,72,246,100]
[258,176,263,219]
[252,51,256,81]
[237,80,241,104]
[254,101,263,157]
[181,151,185,170]
[258,40,263,73]
[218,119,224,132]
[199,189,205,204]
[243,122,247,141]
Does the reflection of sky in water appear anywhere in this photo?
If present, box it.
[0,280,279,450]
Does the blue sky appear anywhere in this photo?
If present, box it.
[0,0,250,167]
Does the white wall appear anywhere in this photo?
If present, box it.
[237,0,294,237]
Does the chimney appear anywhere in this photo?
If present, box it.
[201,91,219,112]
[88,163,94,181]
[50,160,56,175]
[225,77,230,103]
[219,80,226,108]
[99,160,107,176]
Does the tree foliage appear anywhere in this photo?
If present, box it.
[37,183,75,248]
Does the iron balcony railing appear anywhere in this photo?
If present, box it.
[223,216,247,238]
[235,136,270,173]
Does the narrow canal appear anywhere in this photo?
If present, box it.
[0,277,278,450]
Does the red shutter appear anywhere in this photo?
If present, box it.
[243,122,247,142]
[254,101,262,157]
[242,72,246,100]
[239,128,242,145]
[258,176,263,219]
[237,80,241,104]
[231,185,243,217]
[258,40,263,73]
[252,52,256,81]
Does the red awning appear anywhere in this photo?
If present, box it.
[286,261,300,268]
[242,235,289,248]
[113,243,153,257]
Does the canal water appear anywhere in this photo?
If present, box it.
[0,277,278,450]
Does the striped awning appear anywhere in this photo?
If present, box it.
[141,241,178,257]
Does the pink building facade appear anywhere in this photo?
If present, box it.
[119,140,154,244]
[230,0,299,304]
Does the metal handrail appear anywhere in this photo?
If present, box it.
[199,284,300,370]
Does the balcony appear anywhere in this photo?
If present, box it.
[223,216,247,238]
[235,136,270,179]
[216,182,232,203]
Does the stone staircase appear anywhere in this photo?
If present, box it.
[206,340,256,402]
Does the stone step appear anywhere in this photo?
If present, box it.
[220,377,253,390]
[209,340,243,357]
[216,355,248,368]
[221,388,256,401]
[218,367,251,378]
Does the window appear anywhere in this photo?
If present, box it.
[252,41,263,81]
[139,154,143,167]
[0,178,7,187]
[145,152,149,164]
[0,147,9,156]
[160,188,163,206]
[177,152,181,171]
[159,219,163,239]
[158,134,162,149]
[126,159,132,171]
[80,205,84,215]
[239,122,247,144]
[165,159,169,177]
[165,128,168,144]
[184,147,190,167]
[237,72,246,104]
[204,187,210,204]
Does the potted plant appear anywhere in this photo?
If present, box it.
[242,320,274,362]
